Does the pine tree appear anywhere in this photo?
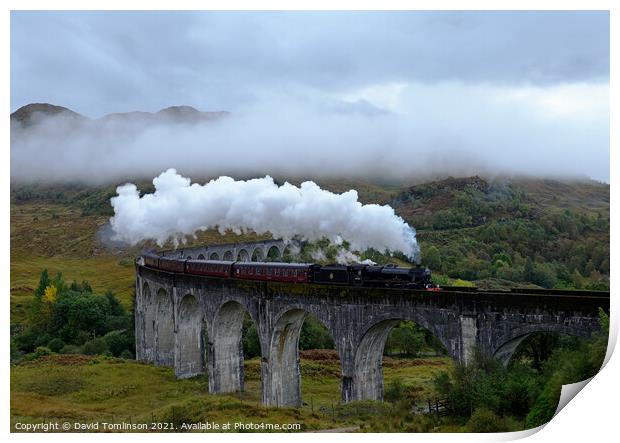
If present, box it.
[34,269,50,299]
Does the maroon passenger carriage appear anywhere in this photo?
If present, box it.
[186,260,233,278]
[233,262,312,283]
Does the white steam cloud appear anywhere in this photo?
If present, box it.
[110,169,420,261]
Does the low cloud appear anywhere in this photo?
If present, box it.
[10,81,609,183]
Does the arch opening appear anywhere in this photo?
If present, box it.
[197,254,206,260]
[209,252,220,260]
[495,331,581,368]
[176,294,204,378]
[251,248,264,262]
[154,288,174,367]
[352,319,449,402]
[266,246,281,262]
[298,314,341,408]
[237,249,250,262]
[223,251,234,261]
[384,320,448,358]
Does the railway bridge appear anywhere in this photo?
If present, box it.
[161,239,298,262]
[135,258,608,408]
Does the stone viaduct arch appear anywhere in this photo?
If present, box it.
[491,324,592,366]
[267,246,281,261]
[167,240,298,264]
[136,264,608,408]
[237,249,250,262]
[251,247,264,262]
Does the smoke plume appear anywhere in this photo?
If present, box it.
[110,169,420,261]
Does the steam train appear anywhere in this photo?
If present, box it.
[140,254,436,290]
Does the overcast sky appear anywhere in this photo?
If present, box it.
[10,11,610,182]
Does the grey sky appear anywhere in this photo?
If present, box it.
[10,11,610,182]
[11,11,609,115]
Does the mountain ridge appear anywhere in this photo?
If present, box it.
[10,102,230,128]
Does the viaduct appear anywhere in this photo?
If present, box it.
[135,241,609,408]
[160,240,296,263]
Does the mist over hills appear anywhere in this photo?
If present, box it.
[11,102,229,129]
[10,100,608,185]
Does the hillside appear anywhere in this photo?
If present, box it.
[392,176,609,289]
[10,102,229,130]
[10,175,609,322]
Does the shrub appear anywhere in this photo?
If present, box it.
[28,346,53,361]
[423,246,442,270]
[47,338,65,353]
[82,337,110,355]
[60,344,81,354]
[242,317,261,358]
[452,279,476,288]
[104,330,133,357]
[384,378,406,403]
[299,315,334,350]
[466,408,506,432]
[119,349,134,360]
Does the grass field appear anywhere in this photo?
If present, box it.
[11,353,453,432]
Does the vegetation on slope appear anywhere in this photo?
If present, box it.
[9,175,610,432]
[431,309,608,431]
[12,270,134,363]
[392,176,609,290]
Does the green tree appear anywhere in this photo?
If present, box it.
[385,321,425,357]
[242,316,261,358]
[424,246,442,270]
[299,315,334,350]
[34,269,50,298]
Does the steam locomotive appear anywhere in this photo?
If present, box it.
[140,254,436,290]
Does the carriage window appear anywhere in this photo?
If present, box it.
[292,270,297,277]
[267,268,272,275]
[275,268,280,276]
[256,268,262,275]
[283,270,289,277]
